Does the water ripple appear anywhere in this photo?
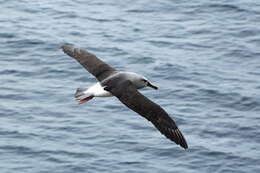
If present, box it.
[1,0,260,173]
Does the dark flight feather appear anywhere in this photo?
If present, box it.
[62,45,117,81]
[104,80,188,149]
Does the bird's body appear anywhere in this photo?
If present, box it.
[76,72,152,103]
[74,82,112,104]
[84,82,112,97]
[62,45,188,149]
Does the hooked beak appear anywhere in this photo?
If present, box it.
[147,82,158,90]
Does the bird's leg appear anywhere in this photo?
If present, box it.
[76,95,94,104]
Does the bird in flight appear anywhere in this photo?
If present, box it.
[62,45,188,149]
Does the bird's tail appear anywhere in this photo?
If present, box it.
[75,88,87,98]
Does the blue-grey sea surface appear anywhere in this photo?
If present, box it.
[1,0,260,172]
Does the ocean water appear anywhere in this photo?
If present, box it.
[1,0,260,172]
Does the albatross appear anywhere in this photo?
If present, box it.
[61,45,188,149]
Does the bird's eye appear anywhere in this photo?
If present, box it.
[142,79,148,83]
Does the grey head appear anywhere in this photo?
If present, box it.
[122,72,158,90]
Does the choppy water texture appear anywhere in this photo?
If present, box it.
[1,0,260,172]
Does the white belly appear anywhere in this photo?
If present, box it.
[84,82,112,97]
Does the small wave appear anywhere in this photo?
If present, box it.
[6,39,45,49]
[0,69,35,77]
[207,3,247,13]
[0,33,16,39]
[126,9,155,13]
[226,96,260,111]
[146,40,174,48]
[197,88,260,111]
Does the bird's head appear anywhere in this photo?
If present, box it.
[141,77,158,90]
[128,72,158,90]
[133,75,158,90]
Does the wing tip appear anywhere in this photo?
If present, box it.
[61,44,75,54]
[175,129,188,149]
[61,44,83,59]
[181,142,188,150]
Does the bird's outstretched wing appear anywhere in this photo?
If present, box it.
[62,45,117,81]
[104,80,188,149]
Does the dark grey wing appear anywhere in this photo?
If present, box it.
[62,45,117,81]
[105,80,188,149]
